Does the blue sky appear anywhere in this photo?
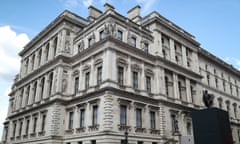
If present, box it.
[0,0,240,137]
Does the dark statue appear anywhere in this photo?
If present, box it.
[202,90,214,108]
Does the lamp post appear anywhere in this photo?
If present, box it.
[124,128,128,144]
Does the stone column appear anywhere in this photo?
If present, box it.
[35,79,41,103]
[102,93,114,131]
[140,63,145,91]
[185,79,192,103]
[48,39,54,60]
[173,74,179,100]
[41,45,46,65]
[192,51,199,73]
[127,57,132,87]
[42,75,48,100]
[90,57,95,87]
[152,29,163,57]
[159,104,165,137]
[55,67,63,93]
[78,65,83,91]
[181,45,187,68]
[169,39,176,63]
[60,29,66,54]
[154,67,161,94]
[28,83,34,106]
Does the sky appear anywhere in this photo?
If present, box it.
[0,0,240,137]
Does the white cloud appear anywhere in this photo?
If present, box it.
[64,0,79,9]
[137,0,156,15]
[83,0,93,7]
[0,26,30,82]
[225,57,240,70]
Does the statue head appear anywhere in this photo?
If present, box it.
[202,90,214,108]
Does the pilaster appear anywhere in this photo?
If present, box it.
[169,39,176,63]
[173,74,179,99]
[181,45,187,68]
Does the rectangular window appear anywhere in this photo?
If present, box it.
[88,38,94,47]
[150,111,156,129]
[178,81,182,99]
[118,66,124,86]
[132,71,138,89]
[117,30,123,41]
[85,72,90,89]
[19,121,23,136]
[92,105,98,125]
[171,114,178,133]
[33,117,38,133]
[68,112,74,129]
[187,122,192,135]
[13,123,16,137]
[78,142,83,144]
[136,108,142,128]
[41,114,46,132]
[131,37,136,47]
[74,77,79,94]
[137,141,143,144]
[165,76,169,96]
[25,119,29,135]
[144,43,149,53]
[91,140,96,144]
[97,66,102,85]
[80,109,85,128]
[99,30,105,40]
[45,43,49,61]
[120,105,127,125]
[146,76,151,93]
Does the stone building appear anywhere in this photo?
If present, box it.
[1,3,240,144]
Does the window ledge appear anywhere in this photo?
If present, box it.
[149,129,160,135]
[76,127,86,133]
[135,127,146,133]
[88,124,99,131]
[38,131,45,136]
[118,124,131,131]
[65,129,74,134]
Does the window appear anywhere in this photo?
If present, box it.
[85,72,90,89]
[53,37,58,56]
[233,104,237,118]
[25,119,30,135]
[171,114,178,133]
[152,143,157,144]
[230,84,233,95]
[215,78,218,88]
[13,123,16,137]
[19,121,23,136]
[4,126,8,140]
[78,142,83,144]
[33,117,38,133]
[178,81,182,99]
[131,37,136,47]
[223,81,226,92]
[136,108,142,128]
[33,81,37,103]
[120,105,127,125]
[38,49,42,66]
[91,140,96,144]
[97,66,102,85]
[92,105,98,125]
[143,43,149,53]
[31,54,35,70]
[118,66,124,86]
[137,141,143,144]
[218,99,223,109]
[187,122,192,135]
[99,30,105,40]
[25,86,30,106]
[45,43,49,61]
[80,109,85,127]
[41,114,46,132]
[146,76,151,93]
[162,49,166,59]
[150,111,156,129]
[88,38,94,47]
[132,71,138,89]
[48,73,53,97]
[74,77,79,94]
[40,77,45,100]
[117,30,123,41]
[165,76,169,96]
[207,74,210,86]
[25,58,29,74]
[68,112,74,129]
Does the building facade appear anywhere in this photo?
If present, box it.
[1,4,240,144]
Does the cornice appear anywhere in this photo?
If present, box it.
[19,10,88,56]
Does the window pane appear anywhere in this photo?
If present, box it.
[97,66,102,85]
[118,66,124,85]
[92,106,98,125]
[80,109,85,127]
[150,111,155,129]
[136,108,142,128]
[69,112,74,129]
[120,105,127,125]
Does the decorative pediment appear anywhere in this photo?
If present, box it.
[117,57,128,65]
[131,64,141,71]
[82,64,91,71]
[94,58,103,65]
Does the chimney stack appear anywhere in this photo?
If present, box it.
[104,3,115,12]
[88,6,102,22]
[127,5,141,23]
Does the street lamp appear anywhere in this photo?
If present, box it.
[124,128,128,144]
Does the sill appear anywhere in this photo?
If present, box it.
[76,127,86,133]
[38,131,45,136]
[135,127,146,133]
[149,129,160,134]
[118,124,131,131]
[65,129,74,134]
[88,124,99,131]
[30,132,36,137]
[23,134,28,138]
